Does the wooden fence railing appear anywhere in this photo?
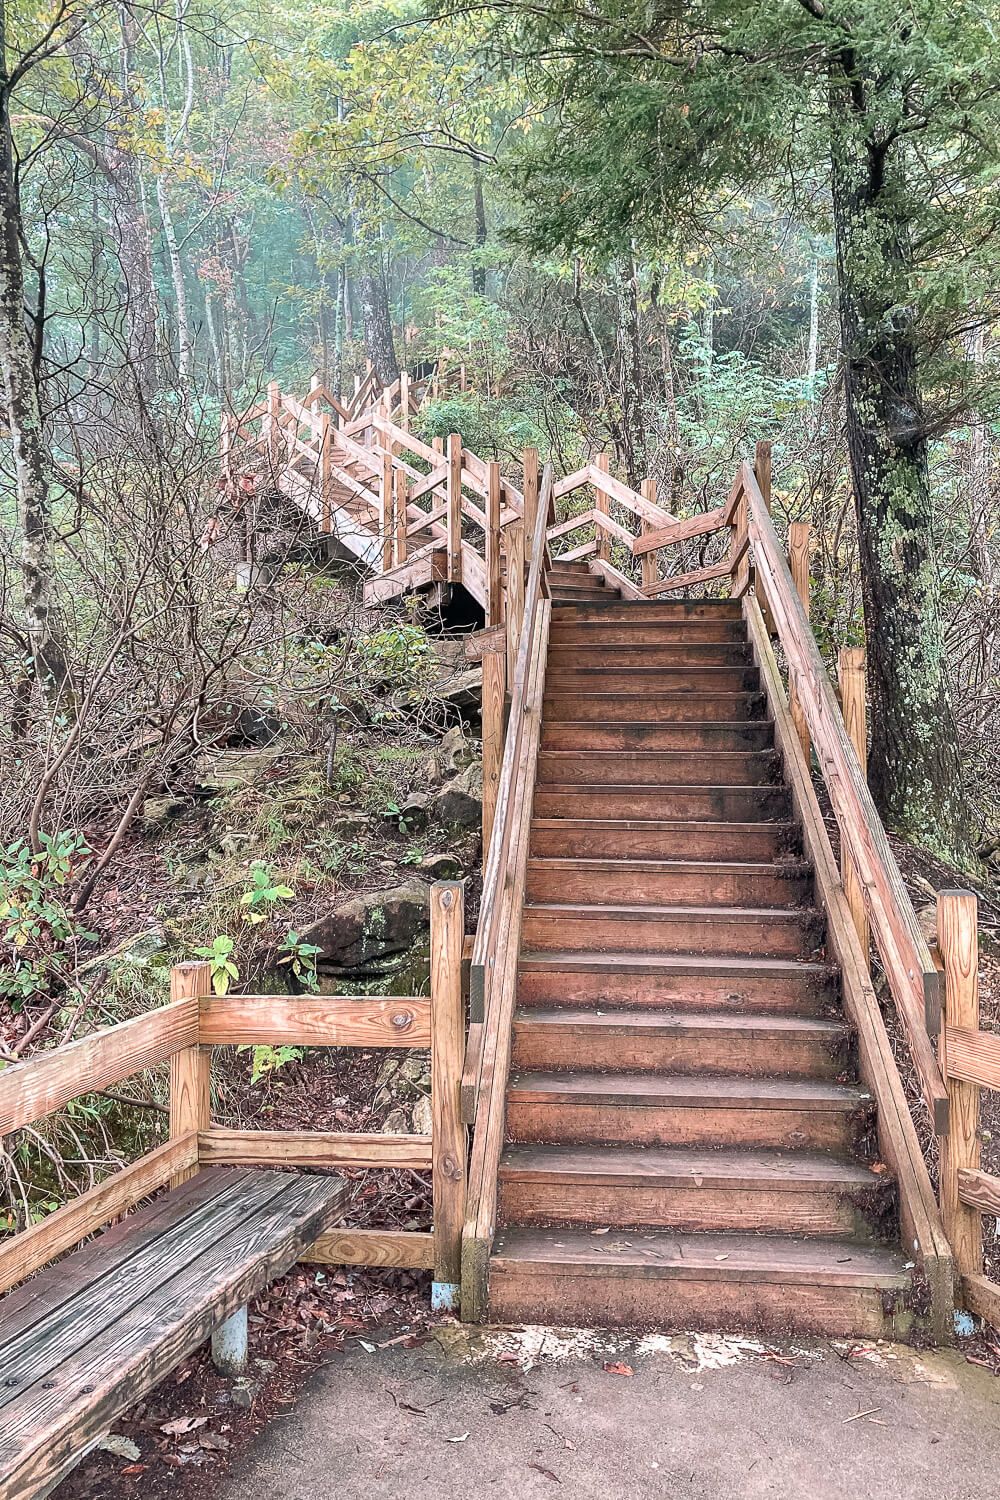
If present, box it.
[0,881,466,1310]
[934,890,1000,1329]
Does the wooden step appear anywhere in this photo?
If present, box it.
[488,1228,909,1338]
[525,858,813,909]
[551,601,744,620]
[522,903,823,959]
[505,1072,869,1152]
[549,621,747,646]
[536,750,780,786]
[549,589,614,602]
[540,722,775,752]
[529,819,801,863]
[544,693,767,722]
[532,784,791,821]
[511,1007,846,1076]
[498,1144,892,1237]
[547,643,753,668]
[518,951,837,1016]
[545,666,760,693]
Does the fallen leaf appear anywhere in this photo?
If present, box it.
[445,1432,470,1443]
[160,1416,209,1436]
[602,1361,634,1377]
[98,1435,140,1461]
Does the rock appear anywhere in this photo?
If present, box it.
[418,851,463,880]
[398,791,431,831]
[431,764,482,829]
[301,879,429,972]
[194,748,282,796]
[328,810,370,841]
[381,1105,410,1134]
[428,725,477,784]
[411,1093,433,1135]
[142,795,190,832]
[428,667,481,716]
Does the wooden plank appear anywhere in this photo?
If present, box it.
[552,465,591,500]
[938,890,984,1280]
[547,509,595,543]
[523,447,539,541]
[632,503,727,556]
[303,1228,435,1269]
[431,882,466,1289]
[946,1024,1000,1088]
[198,1129,432,1169]
[482,647,506,859]
[407,501,448,537]
[486,460,502,627]
[0,1134,199,1297]
[198,995,431,1048]
[408,464,448,505]
[559,538,598,564]
[0,1171,346,1497]
[639,479,658,592]
[169,963,212,1188]
[645,558,732,597]
[744,595,954,1341]
[752,440,775,632]
[0,998,199,1137]
[591,506,637,551]
[593,453,611,564]
[788,522,811,761]
[590,557,644,601]
[586,463,675,527]
[465,624,506,662]
[379,448,394,571]
[961,1272,1000,1329]
[958,1168,1000,1216]
[394,467,408,566]
[447,432,463,583]
[839,647,870,963]
[505,518,525,683]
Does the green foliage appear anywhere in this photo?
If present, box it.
[194,934,239,996]
[244,1044,305,1085]
[240,862,295,926]
[275,930,322,991]
[0,833,96,1010]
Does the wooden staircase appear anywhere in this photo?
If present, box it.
[478,596,924,1339]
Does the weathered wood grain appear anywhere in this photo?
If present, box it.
[199,995,431,1048]
[198,1128,433,1169]
[303,1228,435,1269]
[938,890,983,1280]
[431,883,466,1287]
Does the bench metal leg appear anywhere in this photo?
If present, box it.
[212,1304,248,1375]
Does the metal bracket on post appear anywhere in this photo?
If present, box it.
[211,1305,249,1375]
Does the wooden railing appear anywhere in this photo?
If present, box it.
[459,465,555,1320]
[934,890,1000,1329]
[0,882,466,1307]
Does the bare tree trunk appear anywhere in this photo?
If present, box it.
[350,201,399,386]
[472,161,487,297]
[157,179,192,384]
[0,53,70,703]
[806,245,820,395]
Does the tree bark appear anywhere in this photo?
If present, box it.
[472,161,487,297]
[829,66,969,857]
[0,55,70,704]
[350,203,399,386]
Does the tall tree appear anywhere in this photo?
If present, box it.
[470,0,1000,858]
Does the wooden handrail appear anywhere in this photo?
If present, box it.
[740,460,947,1132]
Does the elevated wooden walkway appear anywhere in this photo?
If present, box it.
[3,370,1000,1492]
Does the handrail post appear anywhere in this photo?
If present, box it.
[447,432,463,583]
[319,411,332,535]
[265,380,281,470]
[504,518,525,682]
[640,477,658,594]
[486,461,502,627]
[937,890,982,1281]
[220,411,232,484]
[522,446,539,540]
[380,449,394,572]
[838,647,870,965]
[394,468,408,567]
[430,881,466,1312]
[594,452,611,564]
[788,521,812,762]
[169,962,212,1187]
[752,440,775,631]
[400,369,410,431]
[481,638,506,868]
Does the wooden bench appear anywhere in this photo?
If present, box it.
[0,1167,347,1498]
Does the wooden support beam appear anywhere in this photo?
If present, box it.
[380,449,394,572]
[753,440,775,630]
[486,461,502,627]
[199,994,431,1048]
[523,447,539,541]
[504,518,525,683]
[594,453,611,564]
[447,433,463,583]
[839,647,870,965]
[199,1129,432,1169]
[169,963,212,1187]
[399,370,410,431]
[394,467,409,567]
[937,890,982,1281]
[958,1168,1000,1216]
[788,521,811,762]
[431,882,466,1307]
[304,1229,435,1270]
[639,478,658,593]
[319,412,332,534]
[482,646,506,866]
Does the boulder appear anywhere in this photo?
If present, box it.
[301,879,429,972]
[418,851,464,880]
[193,748,282,796]
[142,795,191,832]
[428,725,477,784]
[398,791,431,831]
[431,764,482,829]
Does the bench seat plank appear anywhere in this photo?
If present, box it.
[0,1167,347,1499]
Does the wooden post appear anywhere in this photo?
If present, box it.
[481,644,506,865]
[432,435,444,457]
[447,432,463,584]
[212,1305,248,1376]
[169,962,212,1187]
[394,468,408,567]
[319,411,332,535]
[400,370,410,432]
[265,381,281,467]
[640,478,658,594]
[430,881,466,1310]
[460,362,467,393]
[380,450,394,572]
[485,461,502,628]
[522,447,539,543]
[753,440,775,632]
[788,521,812,762]
[594,452,611,564]
[220,412,232,483]
[838,647,870,963]
[504,518,525,682]
[937,890,982,1281]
